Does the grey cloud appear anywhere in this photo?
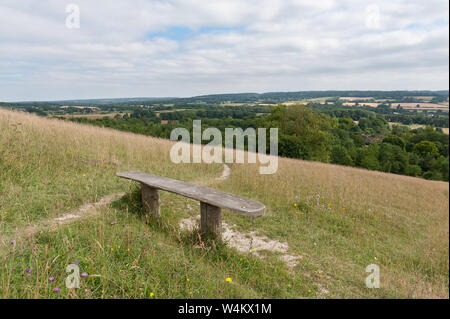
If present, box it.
[0,0,448,101]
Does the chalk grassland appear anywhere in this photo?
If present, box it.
[0,108,448,298]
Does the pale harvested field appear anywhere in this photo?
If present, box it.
[388,122,449,134]
[340,97,374,101]
[343,102,449,110]
[55,113,122,120]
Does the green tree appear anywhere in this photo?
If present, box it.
[413,141,439,157]
[331,145,354,166]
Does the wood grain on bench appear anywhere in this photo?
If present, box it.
[117,171,266,240]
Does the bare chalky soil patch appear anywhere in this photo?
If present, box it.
[179,216,303,269]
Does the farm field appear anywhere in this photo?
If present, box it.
[343,102,449,111]
[388,122,449,134]
[53,113,123,120]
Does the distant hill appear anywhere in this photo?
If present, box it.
[2,90,448,105]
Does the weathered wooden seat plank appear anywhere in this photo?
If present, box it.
[117,171,265,240]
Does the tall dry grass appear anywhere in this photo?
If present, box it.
[0,108,448,298]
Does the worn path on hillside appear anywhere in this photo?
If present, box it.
[1,164,232,249]
[0,193,125,254]
[2,164,321,292]
[178,165,316,276]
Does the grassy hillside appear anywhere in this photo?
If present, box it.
[0,108,448,298]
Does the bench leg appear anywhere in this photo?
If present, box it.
[200,202,222,240]
[141,183,161,218]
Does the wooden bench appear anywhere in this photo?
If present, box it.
[117,172,266,240]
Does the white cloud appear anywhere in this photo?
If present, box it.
[0,0,448,100]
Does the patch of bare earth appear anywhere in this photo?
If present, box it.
[179,216,303,269]
[217,164,231,181]
[1,193,125,249]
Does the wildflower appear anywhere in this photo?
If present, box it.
[101,290,105,294]
[81,273,87,277]
[253,248,257,252]
[111,248,114,251]
[110,222,117,225]
[54,288,60,293]
[189,291,192,295]
[308,289,312,293]
[226,277,232,283]
[10,240,15,245]
[82,174,86,177]
[186,278,190,282]
[46,265,50,270]
[72,261,79,265]
[127,248,130,252]
[25,268,30,273]
[117,245,120,249]
[328,203,331,208]
[49,277,55,282]
[293,203,297,207]
[149,292,154,297]
[125,264,129,267]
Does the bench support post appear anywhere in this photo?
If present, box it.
[141,183,161,218]
[200,202,222,240]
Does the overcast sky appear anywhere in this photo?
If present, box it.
[0,0,448,101]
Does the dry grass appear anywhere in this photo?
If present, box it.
[0,108,448,298]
